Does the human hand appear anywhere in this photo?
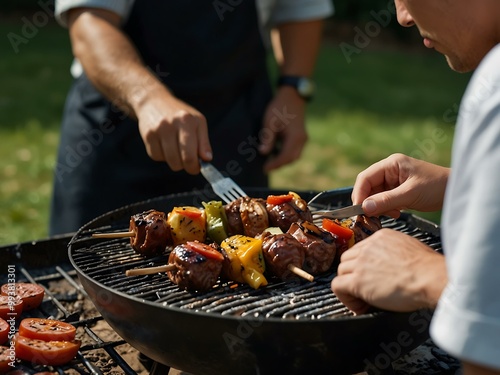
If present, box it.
[135,90,212,175]
[352,153,450,218]
[258,86,308,172]
[331,228,447,315]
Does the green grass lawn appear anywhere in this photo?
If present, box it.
[0,20,471,245]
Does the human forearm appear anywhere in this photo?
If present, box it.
[273,19,324,76]
[67,8,171,117]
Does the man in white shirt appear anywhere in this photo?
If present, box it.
[331,1,500,374]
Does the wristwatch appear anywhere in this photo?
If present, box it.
[277,75,315,101]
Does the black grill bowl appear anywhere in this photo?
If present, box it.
[69,188,439,375]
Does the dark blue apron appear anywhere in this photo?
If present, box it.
[50,0,272,235]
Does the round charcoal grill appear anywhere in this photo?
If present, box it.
[69,188,441,375]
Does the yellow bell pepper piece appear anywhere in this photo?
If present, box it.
[221,235,268,289]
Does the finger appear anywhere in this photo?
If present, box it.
[331,275,371,315]
[144,136,164,162]
[178,122,202,175]
[263,132,307,172]
[336,260,356,276]
[196,117,212,162]
[351,160,389,205]
[361,187,408,217]
[160,134,183,171]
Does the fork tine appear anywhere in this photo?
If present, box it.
[200,161,248,203]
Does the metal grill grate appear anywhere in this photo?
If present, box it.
[70,214,442,321]
[0,262,141,375]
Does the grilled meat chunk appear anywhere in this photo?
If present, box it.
[129,210,171,256]
[224,197,245,236]
[240,197,269,237]
[259,231,305,280]
[288,222,336,275]
[167,242,223,292]
[266,193,313,232]
[345,215,382,243]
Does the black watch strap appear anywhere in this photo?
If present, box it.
[277,75,315,101]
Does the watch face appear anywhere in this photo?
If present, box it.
[297,78,315,98]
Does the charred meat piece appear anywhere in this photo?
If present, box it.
[266,192,313,232]
[224,197,245,236]
[129,210,171,256]
[240,197,269,237]
[288,222,336,275]
[259,231,305,280]
[344,215,382,243]
[166,241,223,292]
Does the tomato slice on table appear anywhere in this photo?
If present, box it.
[19,318,76,342]
[14,335,81,367]
[1,283,44,311]
[266,194,293,205]
[0,319,8,346]
[0,295,23,320]
[0,345,15,374]
[185,241,224,262]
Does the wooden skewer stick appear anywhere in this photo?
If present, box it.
[92,231,135,238]
[287,264,314,282]
[125,264,176,277]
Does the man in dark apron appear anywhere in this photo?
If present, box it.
[50,0,332,235]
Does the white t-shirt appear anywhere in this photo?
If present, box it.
[432,43,500,369]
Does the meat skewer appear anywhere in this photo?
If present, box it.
[166,241,223,292]
[288,221,337,275]
[126,241,223,292]
[125,264,176,276]
[259,231,308,281]
[93,209,171,257]
[93,231,135,238]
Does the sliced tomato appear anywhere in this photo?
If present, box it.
[14,335,81,367]
[0,319,8,346]
[19,318,76,342]
[1,283,44,311]
[0,345,15,374]
[322,218,354,241]
[185,241,224,262]
[0,295,23,320]
[266,194,293,205]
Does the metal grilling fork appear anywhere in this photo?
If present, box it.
[199,161,247,203]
